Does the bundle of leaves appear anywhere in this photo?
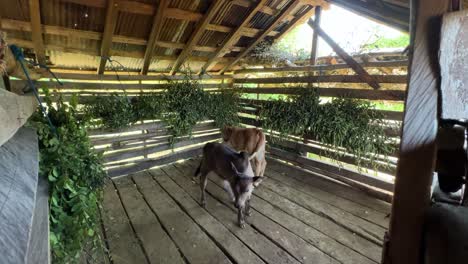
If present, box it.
[84,93,135,129]
[207,90,240,129]
[131,93,165,122]
[260,89,320,138]
[163,78,208,141]
[29,92,106,263]
[311,98,394,169]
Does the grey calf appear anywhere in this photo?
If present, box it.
[194,142,262,228]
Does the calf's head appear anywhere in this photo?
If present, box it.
[230,162,262,208]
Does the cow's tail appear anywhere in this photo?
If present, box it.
[249,129,266,161]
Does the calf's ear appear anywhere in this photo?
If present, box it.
[252,176,263,187]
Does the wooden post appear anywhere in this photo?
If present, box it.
[310,6,321,66]
[382,0,451,263]
[28,0,47,65]
[97,0,119,75]
[307,19,381,89]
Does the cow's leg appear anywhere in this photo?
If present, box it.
[238,205,246,228]
[253,157,262,177]
[245,198,252,217]
[223,180,235,204]
[199,171,208,208]
[260,158,267,177]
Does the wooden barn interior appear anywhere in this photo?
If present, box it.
[1,0,468,263]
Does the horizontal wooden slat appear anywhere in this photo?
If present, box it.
[107,146,204,177]
[238,87,406,101]
[234,75,407,84]
[52,72,233,81]
[90,120,215,136]
[104,132,220,163]
[268,147,394,192]
[234,60,409,74]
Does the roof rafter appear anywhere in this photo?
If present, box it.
[200,0,269,74]
[273,4,316,44]
[141,0,168,75]
[97,0,119,74]
[28,0,46,65]
[220,0,302,74]
[170,0,226,75]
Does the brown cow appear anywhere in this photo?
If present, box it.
[222,127,267,180]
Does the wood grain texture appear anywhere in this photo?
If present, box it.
[439,10,468,120]
[28,0,46,65]
[310,6,321,66]
[97,0,119,74]
[383,0,451,263]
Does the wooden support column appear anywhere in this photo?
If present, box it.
[28,0,46,65]
[170,0,226,75]
[220,0,301,74]
[382,0,451,263]
[309,6,321,66]
[307,19,381,89]
[97,0,119,75]
[141,0,168,75]
[200,0,269,74]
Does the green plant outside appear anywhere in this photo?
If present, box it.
[29,91,106,263]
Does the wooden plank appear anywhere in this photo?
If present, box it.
[310,6,321,65]
[272,4,315,44]
[141,0,169,75]
[200,0,269,73]
[170,0,226,75]
[0,90,37,147]
[220,0,301,74]
[132,170,232,264]
[307,19,381,89]
[52,72,233,81]
[100,182,147,264]
[238,87,406,101]
[234,74,407,84]
[266,158,392,212]
[439,10,468,120]
[234,60,409,74]
[383,1,451,263]
[269,147,394,192]
[264,167,389,227]
[104,132,220,163]
[106,145,204,177]
[113,175,185,264]
[150,169,266,264]
[97,0,119,74]
[166,163,326,264]
[28,0,46,65]
[178,160,379,263]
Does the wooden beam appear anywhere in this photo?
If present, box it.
[275,4,316,44]
[97,0,119,74]
[28,0,46,65]
[170,0,226,75]
[310,6,321,65]
[307,19,381,89]
[200,0,269,74]
[220,0,301,74]
[234,74,407,84]
[141,0,168,75]
[382,0,451,263]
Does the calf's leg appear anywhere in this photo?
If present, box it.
[238,205,246,228]
[199,172,208,208]
[245,198,252,217]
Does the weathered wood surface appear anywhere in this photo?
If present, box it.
[26,176,49,264]
[150,169,266,264]
[0,89,37,147]
[234,75,407,84]
[101,181,148,264]
[100,158,390,264]
[235,60,408,74]
[132,170,232,264]
[439,10,468,120]
[384,0,452,263]
[113,175,185,264]
[0,127,42,264]
[166,163,332,264]
[237,87,406,101]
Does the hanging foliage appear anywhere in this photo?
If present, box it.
[206,89,240,129]
[29,90,106,263]
[131,93,165,122]
[84,93,135,129]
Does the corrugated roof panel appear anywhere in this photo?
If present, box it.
[47,51,99,70]
[114,12,153,39]
[0,0,30,21]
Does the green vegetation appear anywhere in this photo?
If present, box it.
[29,91,106,263]
[84,93,135,129]
[362,34,410,50]
[260,90,394,169]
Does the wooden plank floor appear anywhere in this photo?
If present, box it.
[100,158,391,264]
